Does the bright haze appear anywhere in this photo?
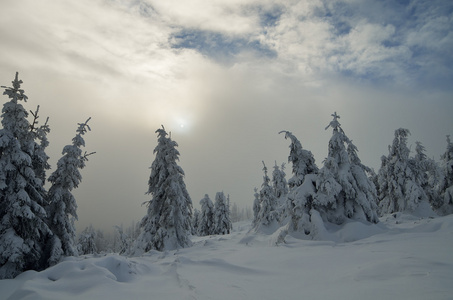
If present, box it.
[1,0,452,233]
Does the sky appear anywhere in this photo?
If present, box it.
[0,0,452,233]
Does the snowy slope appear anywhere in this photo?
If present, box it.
[1,214,452,300]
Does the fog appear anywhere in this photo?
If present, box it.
[1,0,452,233]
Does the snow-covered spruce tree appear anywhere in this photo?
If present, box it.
[278,130,318,234]
[213,191,232,235]
[437,135,453,214]
[0,73,51,279]
[272,162,288,199]
[315,112,379,225]
[198,194,215,236]
[29,106,50,187]
[254,161,278,230]
[377,128,429,215]
[192,208,200,235]
[252,187,260,226]
[413,141,442,210]
[279,131,318,189]
[77,225,97,255]
[46,118,93,266]
[132,126,192,253]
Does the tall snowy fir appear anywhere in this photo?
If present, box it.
[255,161,278,230]
[438,135,453,214]
[198,194,215,236]
[252,188,260,227]
[132,126,192,253]
[192,208,200,235]
[46,118,93,266]
[377,128,428,215]
[0,73,51,279]
[314,112,379,225]
[279,131,318,188]
[29,106,50,187]
[272,162,288,199]
[213,191,232,235]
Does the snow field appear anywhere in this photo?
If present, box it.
[1,215,452,300]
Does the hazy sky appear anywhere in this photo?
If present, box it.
[1,0,452,233]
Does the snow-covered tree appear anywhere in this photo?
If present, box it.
[252,188,260,226]
[437,135,453,214]
[132,126,192,253]
[198,194,215,236]
[377,128,428,215]
[29,106,50,186]
[114,225,132,255]
[272,162,288,199]
[279,131,318,188]
[78,225,97,255]
[213,191,232,235]
[315,112,379,224]
[0,73,51,279]
[192,208,200,235]
[255,161,278,229]
[46,118,93,266]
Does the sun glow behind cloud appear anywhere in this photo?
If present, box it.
[0,0,452,232]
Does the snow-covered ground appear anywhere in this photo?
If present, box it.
[1,214,452,300]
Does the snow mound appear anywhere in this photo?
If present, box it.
[1,216,453,300]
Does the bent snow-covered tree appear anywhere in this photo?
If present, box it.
[315,112,379,225]
[132,126,193,253]
[46,118,94,266]
[279,131,318,189]
[377,128,428,215]
[0,73,51,279]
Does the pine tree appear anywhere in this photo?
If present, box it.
[255,161,278,229]
[198,194,215,236]
[213,191,232,235]
[192,208,200,235]
[77,225,97,255]
[377,128,428,215]
[46,118,93,265]
[0,73,51,279]
[272,162,288,199]
[279,131,318,188]
[438,135,453,214]
[132,126,192,253]
[315,112,379,224]
[29,106,50,186]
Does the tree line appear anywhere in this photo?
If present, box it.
[1,73,451,279]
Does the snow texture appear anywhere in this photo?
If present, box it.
[1,213,452,300]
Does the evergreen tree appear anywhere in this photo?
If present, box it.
[272,162,288,199]
[377,128,428,215]
[255,161,278,228]
[77,225,97,255]
[252,188,260,226]
[198,194,215,236]
[315,112,379,224]
[192,208,200,235]
[46,118,93,266]
[438,135,453,214]
[213,191,232,235]
[132,126,192,253]
[279,131,318,188]
[28,106,51,187]
[0,73,51,279]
